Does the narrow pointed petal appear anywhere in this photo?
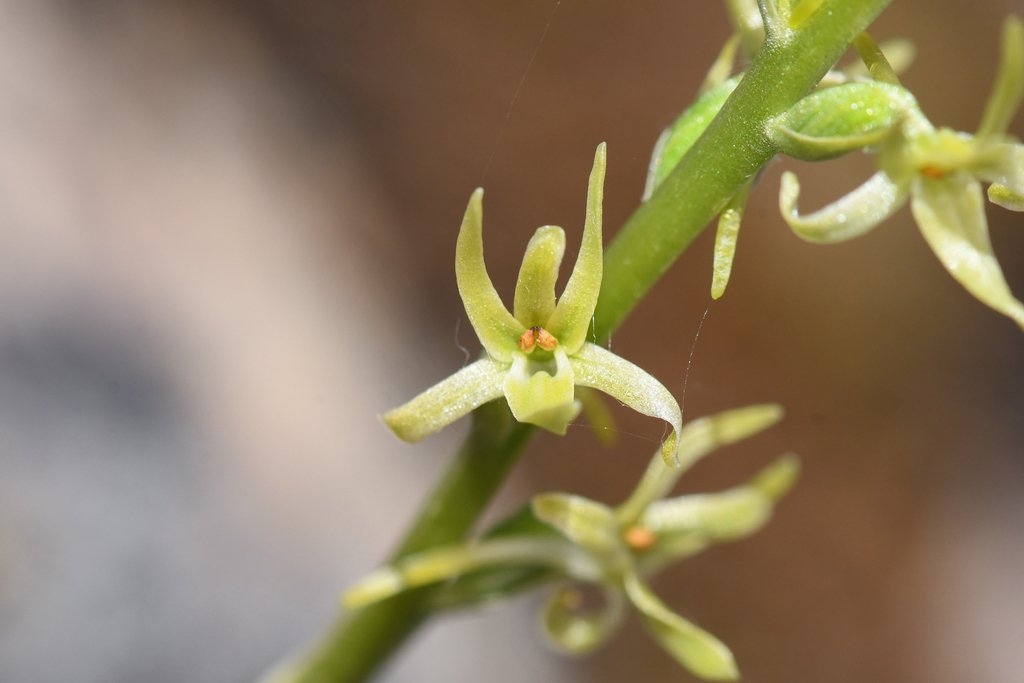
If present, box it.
[976,16,1024,139]
[502,348,580,434]
[643,491,770,540]
[616,404,784,525]
[382,358,507,442]
[542,584,626,654]
[748,452,801,500]
[636,454,799,572]
[780,170,906,242]
[912,174,1024,330]
[514,226,566,326]
[711,183,750,300]
[342,537,592,610]
[642,454,799,541]
[547,143,606,352]
[532,493,621,557]
[455,189,525,361]
[570,342,682,466]
[624,573,739,680]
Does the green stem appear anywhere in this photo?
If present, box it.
[595,0,892,339]
[281,1,891,680]
[283,402,533,683]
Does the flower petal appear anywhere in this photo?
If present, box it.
[570,342,682,466]
[547,143,606,353]
[342,537,593,610]
[636,451,798,576]
[382,358,507,442]
[779,170,906,242]
[502,348,580,434]
[455,189,525,362]
[642,454,799,539]
[911,174,1024,330]
[624,572,739,680]
[643,490,770,538]
[976,16,1024,139]
[513,226,566,327]
[542,584,626,654]
[532,492,621,558]
[616,404,784,525]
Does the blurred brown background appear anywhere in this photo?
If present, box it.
[0,1,1021,682]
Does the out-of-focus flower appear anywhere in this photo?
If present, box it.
[778,17,1024,330]
[347,405,798,680]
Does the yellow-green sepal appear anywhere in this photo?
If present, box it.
[570,342,682,466]
[547,143,607,353]
[624,572,739,681]
[514,225,566,326]
[382,358,507,442]
[911,173,1024,330]
[779,170,906,243]
[455,189,525,362]
[532,492,620,558]
[617,404,784,525]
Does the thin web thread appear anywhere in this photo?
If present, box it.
[680,304,711,423]
[479,0,562,184]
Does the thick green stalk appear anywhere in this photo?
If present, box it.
[284,402,534,683]
[283,1,891,680]
[595,0,892,339]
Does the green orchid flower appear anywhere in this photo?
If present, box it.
[778,17,1024,330]
[383,143,683,463]
[346,405,799,680]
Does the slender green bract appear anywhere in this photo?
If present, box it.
[283,2,893,681]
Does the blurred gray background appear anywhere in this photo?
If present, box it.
[0,1,1021,682]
